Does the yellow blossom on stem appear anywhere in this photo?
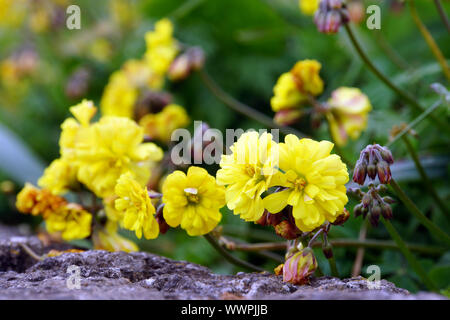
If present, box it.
[38,158,78,195]
[93,221,139,252]
[145,18,179,76]
[263,135,348,232]
[45,203,92,241]
[114,173,159,240]
[139,104,190,143]
[325,87,372,146]
[74,116,163,198]
[100,71,138,118]
[162,166,225,236]
[216,131,280,222]
[270,59,324,112]
[299,0,320,16]
[16,183,67,219]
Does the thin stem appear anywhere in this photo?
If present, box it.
[203,233,265,272]
[387,99,443,147]
[410,0,450,81]
[381,217,438,292]
[374,30,410,70]
[352,220,368,277]
[198,69,307,138]
[434,0,450,34]
[402,135,449,219]
[390,178,450,247]
[19,243,44,261]
[224,239,446,255]
[343,23,448,132]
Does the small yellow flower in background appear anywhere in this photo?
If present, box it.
[93,221,139,252]
[123,59,164,90]
[270,59,324,112]
[38,158,78,195]
[16,183,67,219]
[326,87,372,146]
[283,247,317,284]
[100,71,138,118]
[299,0,320,16]
[75,116,163,198]
[162,166,225,236]
[88,38,113,63]
[145,18,179,76]
[114,173,159,240]
[263,135,348,232]
[45,203,92,241]
[139,104,190,143]
[0,0,26,28]
[216,132,280,222]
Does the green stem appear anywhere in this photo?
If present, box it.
[381,217,438,292]
[343,23,449,132]
[18,243,44,261]
[434,0,450,34]
[198,69,307,138]
[401,135,449,219]
[387,99,443,147]
[390,178,450,246]
[204,233,265,272]
[410,0,450,81]
[328,257,339,278]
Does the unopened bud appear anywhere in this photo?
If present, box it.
[361,193,372,208]
[155,205,169,234]
[380,203,393,220]
[314,0,349,34]
[352,162,367,185]
[283,248,317,285]
[379,147,394,164]
[367,164,377,180]
[353,203,363,217]
[376,161,392,184]
[168,47,205,81]
[369,203,381,227]
[382,196,396,204]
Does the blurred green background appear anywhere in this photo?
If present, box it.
[0,0,449,293]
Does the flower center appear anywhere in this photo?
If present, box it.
[293,177,307,191]
[244,164,256,177]
[184,187,199,204]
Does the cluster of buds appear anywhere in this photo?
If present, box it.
[168,47,205,81]
[353,144,394,185]
[256,207,302,240]
[349,184,395,227]
[314,0,350,34]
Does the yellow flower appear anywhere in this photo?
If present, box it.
[74,116,163,198]
[299,0,320,16]
[93,221,139,252]
[38,158,78,195]
[0,0,26,28]
[216,132,280,222]
[162,166,225,236]
[114,173,159,239]
[145,18,179,76]
[270,60,324,111]
[139,104,190,143]
[16,183,67,219]
[100,70,138,118]
[263,135,348,232]
[45,203,92,241]
[123,59,164,90]
[326,87,372,146]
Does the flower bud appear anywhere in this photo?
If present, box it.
[367,164,377,180]
[353,203,363,218]
[274,108,303,126]
[352,162,367,185]
[379,147,394,164]
[322,242,333,259]
[369,203,381,227]
[382,196,396,204]
[283,248,317,285]
[168,47,205,81]
[361,193,372,208]
[380,203,393,220]
[376,160,392,184]
[332,208,350,226]
[274,220,299,240]
[155,205,170,234]
[256,210,283,227]
[314,0,349,34]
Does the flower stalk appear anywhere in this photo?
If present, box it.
[389,178,450,247]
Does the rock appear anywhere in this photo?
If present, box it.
[0,226,446,300]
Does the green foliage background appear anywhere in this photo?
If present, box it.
[0,0,449,293]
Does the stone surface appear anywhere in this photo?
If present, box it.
[0,227,446,300]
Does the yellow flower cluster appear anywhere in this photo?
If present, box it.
[299,0,320,16]
[325,87,372,146]
[145,18,179,76]
[139,104,190,143]
[162,166,225,236]
[16,183,92,241]
[38,100,163,198]
[216,131,280,222]
[271,59,324,112]
[218,132,348,232]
